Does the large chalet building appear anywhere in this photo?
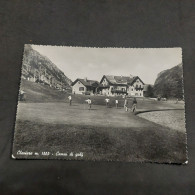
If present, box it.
[72,75,145,97]
[99,75,144,97]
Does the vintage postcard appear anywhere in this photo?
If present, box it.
[12,45,187,164]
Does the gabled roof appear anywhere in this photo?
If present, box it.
[100,75,144,85]
[72,78,99,87]
[131,76,145,85]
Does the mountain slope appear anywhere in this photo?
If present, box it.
[153,64,184,99]
[22,45,72,87]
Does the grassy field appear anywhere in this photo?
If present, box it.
[13,79,187,163]
[13,101,187,163]
[13,119,186,163]
[20,79,66,102]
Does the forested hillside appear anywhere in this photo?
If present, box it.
[153,64,183,99]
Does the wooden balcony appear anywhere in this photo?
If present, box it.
[111,89,127,94]
[135,87,144,91]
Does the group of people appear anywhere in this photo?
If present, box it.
[68,95,137,112]
[124,97,137,112]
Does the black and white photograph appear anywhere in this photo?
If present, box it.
[12,45,187,164]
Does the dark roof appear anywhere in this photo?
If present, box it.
[100,75,144,85]
[98,84,110,88]
[72,78,99,87]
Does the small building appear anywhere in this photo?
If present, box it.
[99,75,145,97]
[72,78,99,95]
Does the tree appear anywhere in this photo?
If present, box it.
[161,83,171,98]
[145,85,154,97]
[175,78,183,99]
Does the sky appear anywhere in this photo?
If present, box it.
[32,45,182,85]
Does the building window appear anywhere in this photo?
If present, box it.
[78,81,80,84]
[79,87,84,91]
[131,88,133,91]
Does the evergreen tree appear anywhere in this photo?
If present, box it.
[145,85,154,97]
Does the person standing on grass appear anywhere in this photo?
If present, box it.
[132,97,137,112]
[20,90,25,101]
[115,99,119,108]
[68,95,72,106]
[85,98,92,110]
[124,98,128,112]
[105,98,110,108]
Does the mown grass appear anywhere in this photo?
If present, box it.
[13,120,187,163]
